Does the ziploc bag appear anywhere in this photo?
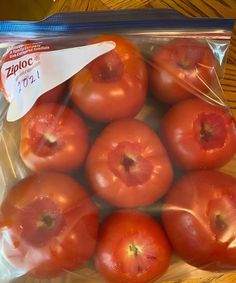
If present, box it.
[0,9,235,283]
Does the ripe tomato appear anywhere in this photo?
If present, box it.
[149,38,216,104]
[20,103,88,172]
[162,170,236,271]
[95,210,171,283]
[86,118,173,208]
[160,98,236,170]
[35,81,67,105]
[0,172,99,278]
[70,34,148,122]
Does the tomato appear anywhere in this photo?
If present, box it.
[0,172,99,278]
[86,118,173,208]
[162,170,236,271]
[160,98,236,170]
[20,103,88,172]
[149,38,216,104]
[70,34,148,122]
[95,210,171,283]
[35,81,67,105]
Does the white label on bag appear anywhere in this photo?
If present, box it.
[1,41,116,122]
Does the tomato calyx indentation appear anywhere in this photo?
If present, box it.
[173,42,202,71]
[195,113,226,150]
[177,59,192,70]
[43,133,57,145]
[214,214,228,232]
[116,237,158,276]
[37,213,56,229]
[127,242,144,274]
[19,197,64,247]
[89,50,123,83]
[200,122,214,142]
[108,141,153,186]
[208,195,236,243]
[29,114,63,157]
[128,242,142,257]
[121,155,136,173]
[32,132,62,157]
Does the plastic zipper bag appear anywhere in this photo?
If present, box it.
[0,9,235,283]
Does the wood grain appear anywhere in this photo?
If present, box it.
[0,0,52,20]
[47,1,236,282]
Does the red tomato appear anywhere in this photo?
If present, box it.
[149,38,216,104]
[20,103,88,172]
[86,118,173,208]
[162,170,236,271]
[160,98,236,170]
[0,172,99,278]
[70,34,148,122]
[35,81,67,105]
[95,210,171,283]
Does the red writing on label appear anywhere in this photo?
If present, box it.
[5,58,34,78]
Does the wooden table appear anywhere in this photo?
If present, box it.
[48,1,236,282]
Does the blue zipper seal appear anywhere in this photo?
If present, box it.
[0,9,234,35]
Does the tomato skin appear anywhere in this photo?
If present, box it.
[160,98,236,170]
[86,118,173,208]
[35,81,67,105]
[20,103,88,172]
[70,34,148,122]
[0,172,99,278]
[149,38,216,104]
[95,210,171,283]
[162,170,236,271]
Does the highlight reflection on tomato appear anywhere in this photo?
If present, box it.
[0,172,99,278]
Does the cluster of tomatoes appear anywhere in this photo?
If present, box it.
[1,34,236,283]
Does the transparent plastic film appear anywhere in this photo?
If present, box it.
[162,170,236,272]
[0,119,28,283]
[0,9,235,283]
[147,37,230,108]
[0,41,116,121]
